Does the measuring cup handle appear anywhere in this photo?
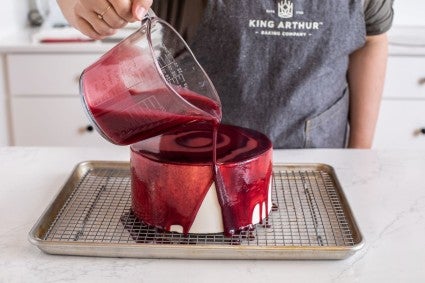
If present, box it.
[145,8,157,19]
[140,8,157,27]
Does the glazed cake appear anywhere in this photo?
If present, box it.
[130,123,273,236]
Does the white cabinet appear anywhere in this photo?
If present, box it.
[382,56,425,99]
[7,54,99,96]
[373,54,425,148]
[4,52,115,147]
[374,100,425,148]
[11,97,112,146]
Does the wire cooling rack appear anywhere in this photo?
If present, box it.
[29,161,363,259]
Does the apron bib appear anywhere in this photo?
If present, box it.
[190,0,366,148]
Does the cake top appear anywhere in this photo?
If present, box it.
[131,123,272,165]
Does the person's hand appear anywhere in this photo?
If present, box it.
[57,0,153,40]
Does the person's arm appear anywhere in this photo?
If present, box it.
[347,33,388,148]
[57,0,152,40]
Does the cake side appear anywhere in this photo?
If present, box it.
[131,152,214,234]
[130,124,273,235]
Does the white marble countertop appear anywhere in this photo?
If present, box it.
[0,27,116,53]
[0,147,424,282]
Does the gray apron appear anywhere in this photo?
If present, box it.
[189,0,366,148]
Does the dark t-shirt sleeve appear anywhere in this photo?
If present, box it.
[151,0,207,41]
[364,0,394,35]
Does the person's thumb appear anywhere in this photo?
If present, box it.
[132,0,153,21]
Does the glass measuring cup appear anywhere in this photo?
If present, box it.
[79,11,221,145]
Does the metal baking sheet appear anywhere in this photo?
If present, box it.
[29,161,364,259]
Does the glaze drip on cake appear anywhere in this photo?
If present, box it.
[131,123,273,236]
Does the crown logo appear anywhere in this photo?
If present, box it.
[278,0,294,18]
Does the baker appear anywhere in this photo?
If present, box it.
[57,0,394,149]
